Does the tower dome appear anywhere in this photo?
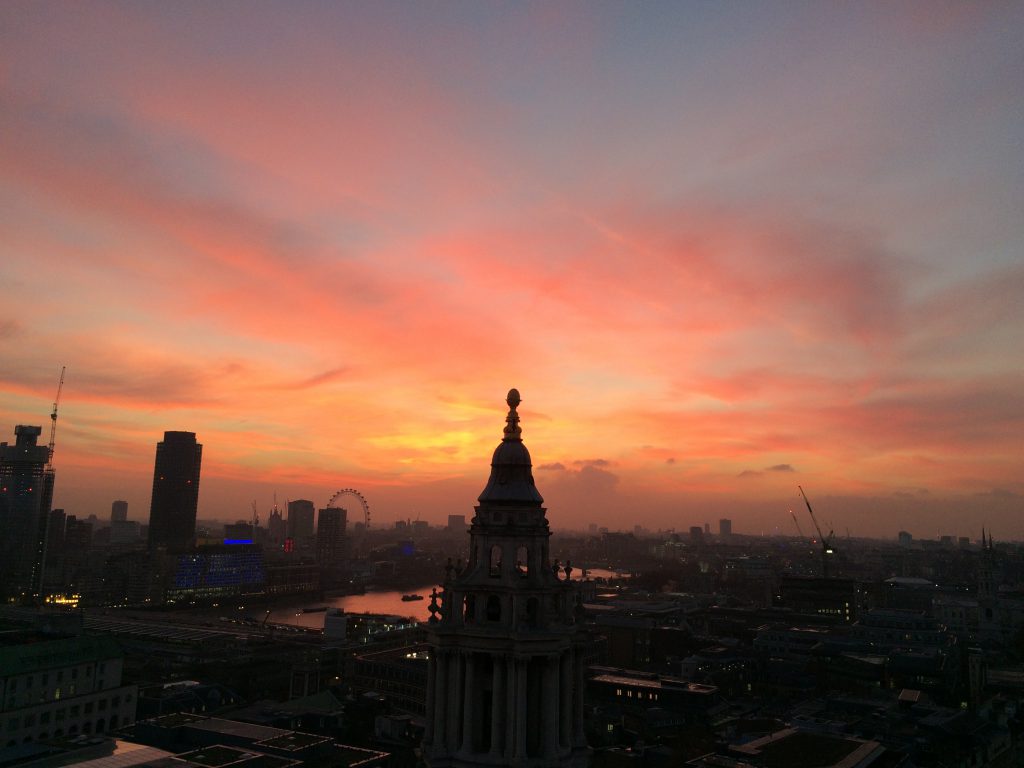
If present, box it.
[478,388,544,505]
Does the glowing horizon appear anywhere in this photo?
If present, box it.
[1,3,1022,538]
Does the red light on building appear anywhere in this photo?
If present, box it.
[284,537,294,553]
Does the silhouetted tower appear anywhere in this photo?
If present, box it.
[424,389,589,768]
[268,505,286,545]
[146,431,202,552]
[0,425,55,600]
[978,529,1000,642]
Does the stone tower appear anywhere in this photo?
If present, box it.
[424,389,589,768]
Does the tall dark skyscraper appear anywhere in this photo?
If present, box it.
[146,431,202,552]
[0,425,55,600]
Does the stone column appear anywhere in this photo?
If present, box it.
[446,650,462,750]
[542,655,560,756]
[504,655,516,759]
[560,650,572,749]
[490,655,504,757]
[433,651,448,750]
[515,656,528,758]
[573,648,586,746]
[461,651,476,753]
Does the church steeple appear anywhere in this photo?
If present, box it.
[424,390,589,768]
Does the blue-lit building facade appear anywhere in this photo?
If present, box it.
[166,543,265,603]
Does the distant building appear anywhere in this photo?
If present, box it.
[109,519,141,545]
[223,521,254,541]
[44,507,67,590]
[0,424,55,599]
[719,518,732,538]
[146,431,202,552]
[317,506,347,565]
[447,514,466,532]
[64,515,92,546]
[689,526,704,545]
[779,575,863,624]
[897,530,912,547]
[411,519,429,535]
[111,499,128,522]
[287,499,315,541]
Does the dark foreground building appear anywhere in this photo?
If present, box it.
[424,389,589,768]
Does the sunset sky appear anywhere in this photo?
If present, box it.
[1,3,1022,538]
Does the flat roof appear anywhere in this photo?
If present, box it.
[177,745,297,768]
[732,729,882,768]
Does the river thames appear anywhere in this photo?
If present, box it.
[263,567,629,629]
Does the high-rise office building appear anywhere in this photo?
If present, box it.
[424,390,588,768]
[0,425,54,599]
[111,499,128,522]
[719,518,732,538]
[287,499,315,541]
[146,431,202,552]
[316,507,347,565]
[447,514,466,532]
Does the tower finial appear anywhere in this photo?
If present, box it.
[503,388,522,441]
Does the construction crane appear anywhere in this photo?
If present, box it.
[790,509,807,540]
[46,366,66,470]
[798,485,835,578]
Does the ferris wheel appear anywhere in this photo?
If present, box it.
[326,488,370,529]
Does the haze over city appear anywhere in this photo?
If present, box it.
[1,3,1021,537]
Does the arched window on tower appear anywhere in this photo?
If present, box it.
[489,545,502,577]
[486,595,501,622]
[516,545,529,576]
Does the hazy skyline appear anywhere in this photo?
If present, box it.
[1,3,1022,537]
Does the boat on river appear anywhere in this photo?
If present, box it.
[401,594,424,602]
